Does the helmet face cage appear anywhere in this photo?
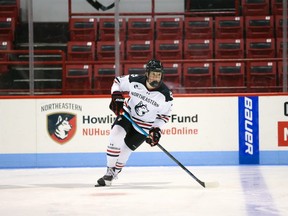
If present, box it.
[145,59,164,88]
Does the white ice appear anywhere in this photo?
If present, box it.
[0,166,287,216]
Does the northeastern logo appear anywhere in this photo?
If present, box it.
[47,113,77,144]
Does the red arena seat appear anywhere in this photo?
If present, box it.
[69,18,97,41]
[215,62,245,92]
[64,64,92,94]
[127,18,154,40]
[215,16,243,39]
[184,39,213,59]
[183,62,213,93]
[156,17,183,40]
[67,41,95,61]
[184,17,213,39]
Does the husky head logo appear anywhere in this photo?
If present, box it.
[47,113,76,144]
[135,101,149,116]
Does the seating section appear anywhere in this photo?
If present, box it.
[0,0,18,81]
[62,1,288,94]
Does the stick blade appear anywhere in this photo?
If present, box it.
[204,181,219,188]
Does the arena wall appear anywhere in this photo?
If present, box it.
[0,94,287,168]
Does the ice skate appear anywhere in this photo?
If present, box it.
[95,167,120,187]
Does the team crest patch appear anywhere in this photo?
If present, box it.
[135,101,149,116]
[47,113,77,144]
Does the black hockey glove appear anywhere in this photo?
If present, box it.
[109,91,125,116]
[146,127,161,147]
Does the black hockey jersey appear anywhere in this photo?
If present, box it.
[111,74,173,132]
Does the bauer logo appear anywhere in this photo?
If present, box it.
[238,96,259,164]
[47,113,77,144]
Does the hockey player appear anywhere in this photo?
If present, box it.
[96,59,173,187]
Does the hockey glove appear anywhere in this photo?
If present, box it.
[146,127,161,146]
[109,91,125,116]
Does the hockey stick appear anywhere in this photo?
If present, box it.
[122,112,219,188]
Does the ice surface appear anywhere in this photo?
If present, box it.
[0,166,287,216]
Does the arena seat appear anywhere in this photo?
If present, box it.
[64,64,92,94]
[99,18,126,41]
[126,40,153,60]
[67,41,95,61]
[245,15,274,38]
[184,39,213,59]
[96,41,124,60]
[246,61,277,92]
[276,37,284,57]
[0,0,19,23]
[215,16,243,39]
[156,17,183,40]
[271,0,284,15]
[183,62,213,93]
[155,39,182,60]
[0,17,16,41]
[277,61,287,86]
[69,18,97,41]
[0,40,12,73]
[275,16,288,38]
[215,38,244,59]
[124,63,146,75]
[215,62,245,92]
[127,18,154,40]
[184,17,213,39]
[246,38,275,58]
[162,63,182,91]
[241,0,269,16]
[94,64,121,94]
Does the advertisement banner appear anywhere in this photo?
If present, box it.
[238,96,259,164]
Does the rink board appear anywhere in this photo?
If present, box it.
[0,95,288,168]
